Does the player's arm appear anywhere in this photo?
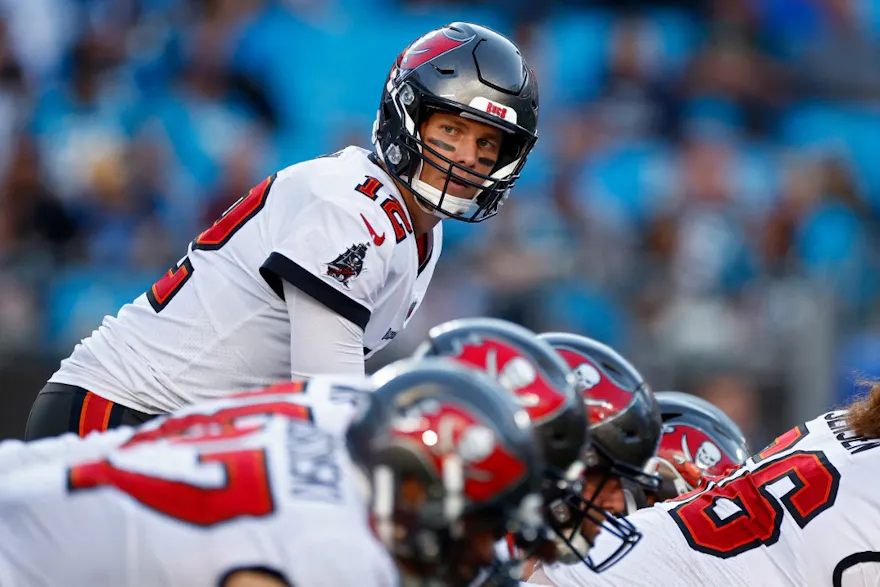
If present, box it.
[283,280,365,377]
[260,189,394,378]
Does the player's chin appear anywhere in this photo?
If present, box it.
[446,177,480,200]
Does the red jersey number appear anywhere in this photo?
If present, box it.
[67,399,311,527]
[147,174,276,312]
[670,447,840,558]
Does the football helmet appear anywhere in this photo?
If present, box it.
[348,358,545,585]
[650,391,750,501]
[373,22,539,222]
[414,318,628,570]
[538,333,662,491]
[538,332,662,571]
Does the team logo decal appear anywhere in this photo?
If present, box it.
[556,349,633,422]
[325,242,369,288]
[571,362,601,392]
[390,399,526,501]
[658,424,736,486]
[397,29,475,71]
[454,337,565,423]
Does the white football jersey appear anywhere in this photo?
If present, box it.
[536,410,880,587]
[0,375,399,587]
[49,146,441,413]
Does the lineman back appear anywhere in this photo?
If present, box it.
[0,376,398,587]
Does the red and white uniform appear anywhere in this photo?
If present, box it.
[49,146,440,414]
[0,376,399,587]
[532,410,880,587]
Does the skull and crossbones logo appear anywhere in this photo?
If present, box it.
[572,362,601,393]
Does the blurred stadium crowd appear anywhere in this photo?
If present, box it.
[2,0,880,442]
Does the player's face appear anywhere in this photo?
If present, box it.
[579,473,626,543]
[448,515,501,583]
[419,112,503,200]
[391,478,501,584]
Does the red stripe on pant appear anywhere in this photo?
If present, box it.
[78,392,114,437]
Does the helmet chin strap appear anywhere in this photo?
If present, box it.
[406,159,479,218]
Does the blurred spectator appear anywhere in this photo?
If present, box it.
[694,371,765,448]
[794,0,880,99]
[30,32,137,204]
[0,19,30,180]
[591,17,679,142]
[681,30,788,136]
[761,153,873,319]
[645,131,756,301]
[0,0,76,83]
[0,135,79,260]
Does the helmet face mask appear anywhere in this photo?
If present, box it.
[373,22,539,223]
[347,358,546,585]
[544,472,643,573]
[535,332,669,571]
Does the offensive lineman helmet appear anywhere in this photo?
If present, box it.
[650,391,750,501]
[348,358,545,585]
[414,318,630,569]
[538,333,663,491]
[372,22,540,222]
[538,332,661,571]
[413,319,587,476]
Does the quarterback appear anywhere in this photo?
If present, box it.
[25,21,540,440]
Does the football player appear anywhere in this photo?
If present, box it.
[537,333,663,570]
[0,359,548,586]
[414,319,657,578]
[26,21,540,440]
[528,386,880,586]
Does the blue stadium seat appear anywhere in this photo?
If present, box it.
[531,9,612,108]
[572,140,674,231]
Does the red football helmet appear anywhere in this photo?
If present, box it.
[650,391,750,501]
[538,333,662,492]
[415,319,646,571]
[348,357,545,584]
[538,332,662,571]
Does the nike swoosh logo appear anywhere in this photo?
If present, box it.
[360,213,386,246]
